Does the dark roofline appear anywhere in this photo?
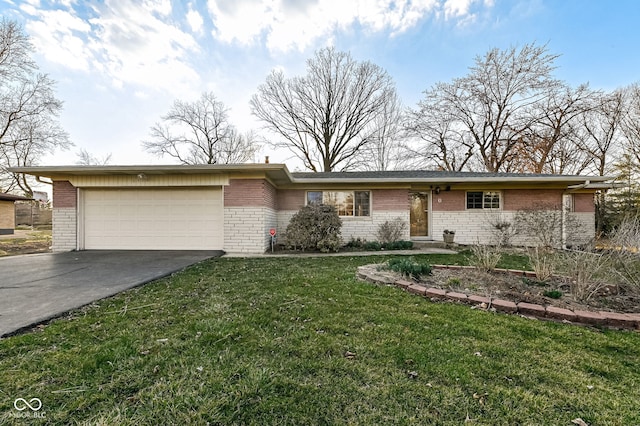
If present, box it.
[290,170,613,185]
[0,193,32,201]
[9,164,613,186]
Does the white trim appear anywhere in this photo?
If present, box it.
[77,188,84,250]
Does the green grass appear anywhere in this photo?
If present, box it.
[1,253,639,425]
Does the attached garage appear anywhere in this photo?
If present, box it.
[80,187,223,250]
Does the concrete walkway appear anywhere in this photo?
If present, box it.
[0,250,222,337]
[224,247,457,257]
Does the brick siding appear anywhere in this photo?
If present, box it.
[0,201,15,231]
[276,189,305,211]
[372,189,409,211]
[431,190,465,211]
[573,193,595,213]
[277,210,409,245]
[503,189,563,211]
[432,209,595,247]
[52,181,77,208]
[52,207,76,251]
[224,179,276,208]
[224,206,277,253]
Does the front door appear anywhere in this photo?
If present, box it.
[410,192,429,237]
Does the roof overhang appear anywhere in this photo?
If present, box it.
[10,164,295,187]
[10,164,615,189]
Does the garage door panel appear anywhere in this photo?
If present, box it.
[83,188,222,250]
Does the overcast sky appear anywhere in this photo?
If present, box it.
[2,0,639,170]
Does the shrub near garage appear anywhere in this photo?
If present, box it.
[285,204,342,252]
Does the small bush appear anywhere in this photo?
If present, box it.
[469,243,502,272]
[383,240,414,250]
[543,290,563,299]
[387,257,432,279]
[345,237,366,249]
[555,249,611,302]
[363,241,382,251]
[528,246,555,282]
[377,218,407,244]
[607,215,640,295]
[447,277,461,287]
[285,204,342,252]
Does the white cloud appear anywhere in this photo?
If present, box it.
[205,0,492,53]
[23,7,93,71]
[443,0,474,19]
[20,0,201,96]
[186,3,204,34]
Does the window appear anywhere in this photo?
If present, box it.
[467,191,501,209]
[306,191,370,217]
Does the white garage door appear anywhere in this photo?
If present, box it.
[82,188,223,250]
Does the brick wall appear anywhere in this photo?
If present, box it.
[224,206,277,253]
[431,191,465,211]
[0,201,15,232]
[51,181,77,251]
[567,213,595,246]
[277,189,305,210]
[52,208,76,251]
[573,193,595,213]
[432,209,595,247]
[224,179,276,208]
[503,189,563,211]
[277,210,409,245]
[372,189,409,211]
[223,179,278,252]
[53,181,77,208]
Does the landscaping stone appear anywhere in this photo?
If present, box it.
[546,306,577,322]
[407,284,427,296]
[573,310,604,325]
[517,302,546,317]
[425,288,447,299]
[357,263,639,330]
[492,299,517,313]
[468,295,491,305]
[598,311,639,328]
[446,291,468,303]
[395,280,413,290]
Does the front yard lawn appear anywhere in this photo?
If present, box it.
[1,254,639,425]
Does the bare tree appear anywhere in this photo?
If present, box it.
[573,90,626,234]
[251,47,397,172]
[76,148,112,166]
[409,43,563,173]
[405,81,475,171]
[574,90,625,177]
[621,83,640,168]
[0,19,70,195]
[355,91,407,171]
[142,92,259,165]
[513,84,598,174]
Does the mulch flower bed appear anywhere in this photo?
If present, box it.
[357,264,640,330]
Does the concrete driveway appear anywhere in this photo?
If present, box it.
[0,250,223,337]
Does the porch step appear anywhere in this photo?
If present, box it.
[411,240,450,249]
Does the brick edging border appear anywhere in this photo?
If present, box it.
[356,265,640,330]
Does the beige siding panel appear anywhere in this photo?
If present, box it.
[82,188,223,250]
[70,174,228,188]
